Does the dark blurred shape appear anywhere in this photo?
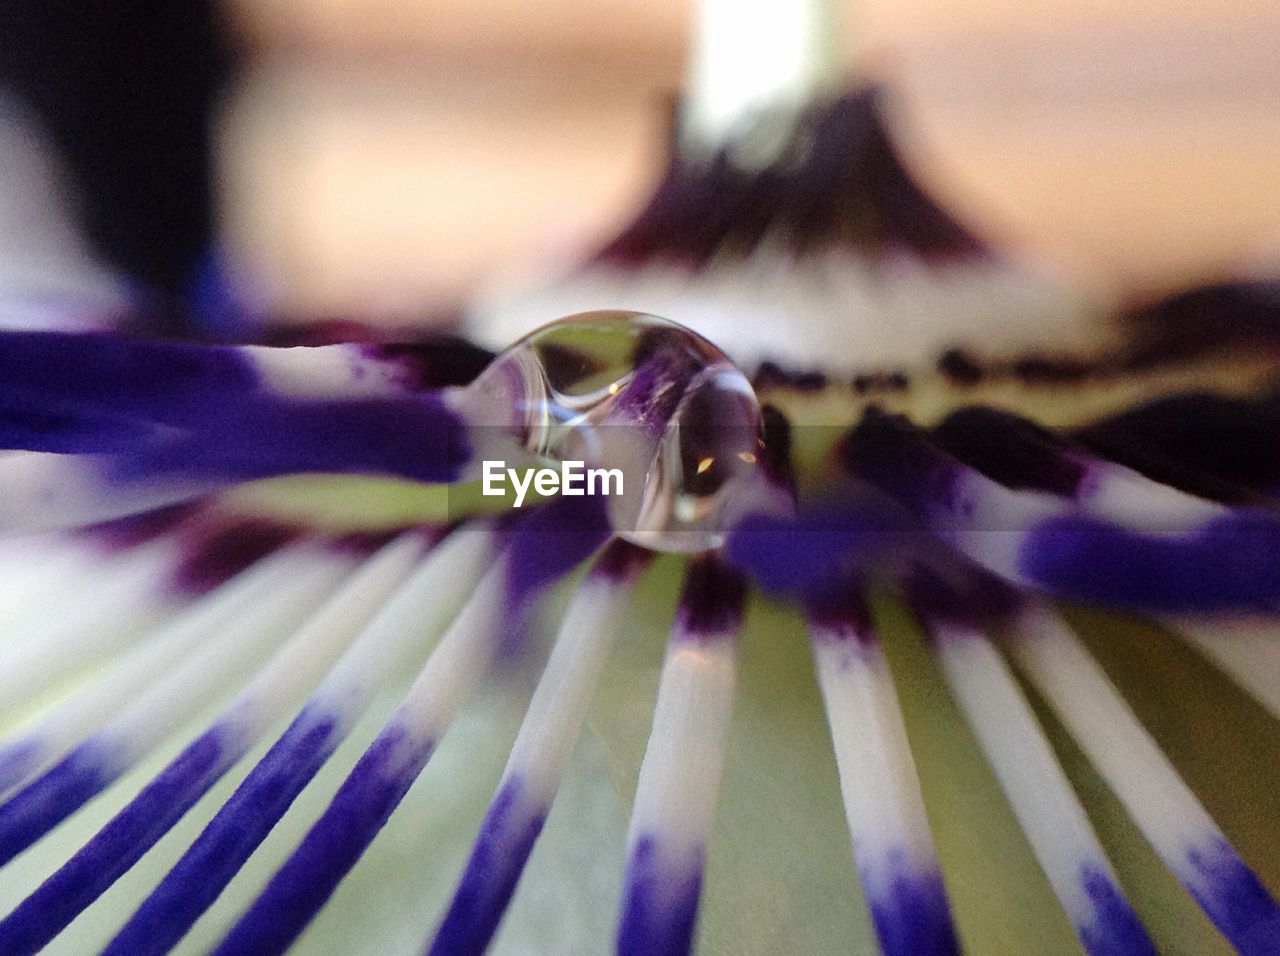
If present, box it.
[1075,390,1280,504]
[936,348,984,385]
[0,0,230,293]
[1122,280,1280,368]
[596,86,990,269]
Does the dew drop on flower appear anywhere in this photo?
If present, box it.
[458,310,778,552]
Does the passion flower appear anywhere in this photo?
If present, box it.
[0,27,1277,956]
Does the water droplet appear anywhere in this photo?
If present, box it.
[460,311,779,551]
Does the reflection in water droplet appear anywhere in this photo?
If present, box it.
[458,310,784,551]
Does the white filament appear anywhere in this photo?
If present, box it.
[0,536,186,720]
[307,528,495,730]
[625,619,738,884]
[1162,614,1280,721]
[1007,604,1238,892]
[810,620,942,887]
[0,541,338,788]
[85,544,353,771]
[933,621,1124,931]
[502,571,642,806]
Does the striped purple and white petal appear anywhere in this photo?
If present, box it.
[0,333,475,529]
[429,540,652,955]
[807,589,959,956]
[0,532,436,954]
[839,406,1280,615]
[0,510,302,717]
[0,539,352,835]
[1005,601,1280,953]
[84,526,494,955]
[904,570,1157,955]
[203,499,611,955]
[0,312,784,546]
[617,556,747,956]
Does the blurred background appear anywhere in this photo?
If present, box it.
[2,0,1279,324]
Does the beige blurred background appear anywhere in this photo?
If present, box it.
[216,0,1280,318]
